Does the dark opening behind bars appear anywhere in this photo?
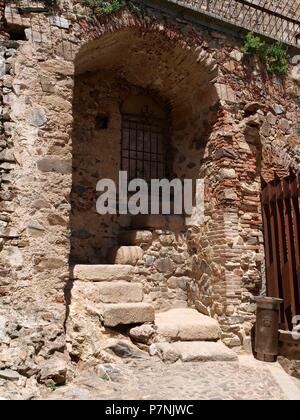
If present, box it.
[121,113,167,182]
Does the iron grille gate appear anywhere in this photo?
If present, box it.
[262,173,300,330]
[121,113,167,182]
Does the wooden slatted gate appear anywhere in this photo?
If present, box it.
[262,173,300,330]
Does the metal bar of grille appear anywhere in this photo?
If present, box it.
[121,113,167,183]
[234,0,300,26]
[172,0,300,47]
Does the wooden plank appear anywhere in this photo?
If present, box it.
[280,177,296,329]
[262,183,273,297]
[291,175,300,318]
[262,173,300,331]
[267,183,282,299]
[262,197,273,294]
[276,179,292,329]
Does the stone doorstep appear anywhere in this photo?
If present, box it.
[155,308,222,342]
[151,341,238,363]
[73,264,134,282]
[103,303,155,327]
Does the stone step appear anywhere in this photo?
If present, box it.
[72,281,143,304]
[108,246,144,265]
[150,341,238,363]
[73,264,134,282]
[103,303,155,327]
[131,215,185,231]
[98,281,143,303]
[155,308,221,342]
[119,230,153,246]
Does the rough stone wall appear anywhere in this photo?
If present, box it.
[0,6,74,384]
[0,1,299,381]
[71,71,125,264]
[186,34,300,346]
[133,224,189,311]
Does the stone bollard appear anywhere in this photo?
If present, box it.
[255,297,283,362]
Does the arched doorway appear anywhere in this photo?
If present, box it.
[69,27,218,270]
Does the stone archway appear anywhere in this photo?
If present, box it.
[69,24,219,265]
[66,15,224,360]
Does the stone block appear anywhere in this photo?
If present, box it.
[0,149,15,163]
[129,324,156,344]
[71,280,143,304]
[28,107,47,127]
[155,308,221,341]
[167,276,188,290]
[272,103,285,115]
[39,355,67,385]
[119,230,153,246]
[215,83,237,103]
[0,369,20,381]
[50,16,71,29]
[219,168,236,179]
[97,281,143,303]
[155,258,174,274]
[108,246,143,265]
[25,29,43,43]
[149,342,180,363]
[154,341,238,362]
[73,265,134,282]
[0,56,6,77]
[229,49,243,62]
[103,303,155,327]
[37,157,72,174]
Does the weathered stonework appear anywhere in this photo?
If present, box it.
[0,0,300,392]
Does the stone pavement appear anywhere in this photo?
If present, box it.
[41,355,300,400]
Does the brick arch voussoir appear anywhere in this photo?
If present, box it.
[75,8,219,79]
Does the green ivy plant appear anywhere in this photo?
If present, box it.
[83,0,126,15]
[241,32,265,56]
[265,42,288,75]
[47,383,58,392]
[241,32,289,75]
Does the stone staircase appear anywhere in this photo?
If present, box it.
[73,264,155,327]
[71,265,237,362]
[71,214,237,363]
